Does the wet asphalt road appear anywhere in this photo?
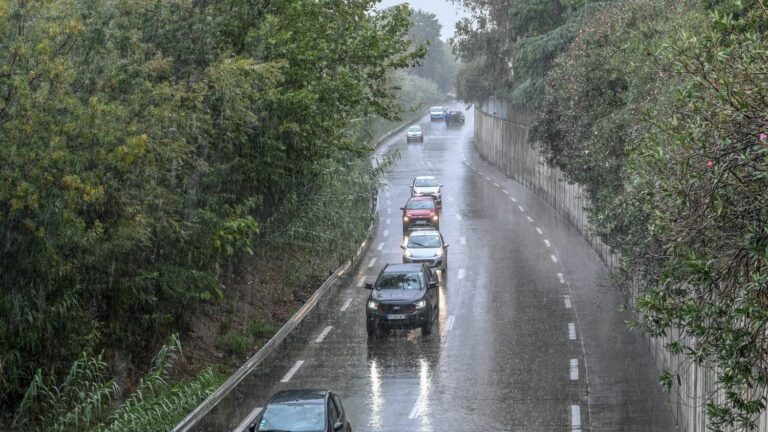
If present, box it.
[195,106,676,432]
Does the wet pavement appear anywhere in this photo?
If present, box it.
[193,106,676,432]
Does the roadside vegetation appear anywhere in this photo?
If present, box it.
[453,0,768,429]
[0,0,438,429]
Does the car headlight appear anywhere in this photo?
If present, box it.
[403,216,410,222]
[367,300,379,310]
[404,250,412,258]
[414,300,427,309]
[432,215,439,221]
[435,248,443,257]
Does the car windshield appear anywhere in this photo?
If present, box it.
[414,178,438,187]
[408,126,421,132]
[258,402,326,432]
[430,106,444,112]
[376,272,424,290]
[406,199,434,210]
[407,235,441,248]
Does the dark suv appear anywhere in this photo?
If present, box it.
[445,110,465,126]
[364,263,439,337]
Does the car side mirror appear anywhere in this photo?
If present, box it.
[444,244,450,248]
[428,281,437,289]
[400,207,405,211]
[248,424,257,432]
[400,245,406,249]
[333,421,344,432]
[365,282,374,290]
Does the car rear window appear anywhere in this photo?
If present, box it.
[376,272,424,290]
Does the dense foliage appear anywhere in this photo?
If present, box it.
[0,0,422,427]
[451,0,612,104]
[531,0,768,428]
[406,10,458,93]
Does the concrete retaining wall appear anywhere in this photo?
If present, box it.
[473,99,768,432]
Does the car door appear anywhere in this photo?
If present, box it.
[424,266,438,309]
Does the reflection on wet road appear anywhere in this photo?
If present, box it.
[194,107,676,432]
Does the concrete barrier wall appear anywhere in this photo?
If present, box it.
[473,101,768,432]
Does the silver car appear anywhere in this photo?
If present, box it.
[401,229,448,274]
[406,125,424,142]
[410,175,442,207]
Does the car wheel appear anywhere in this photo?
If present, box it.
[366,321,376,337]
[421,312,433,336]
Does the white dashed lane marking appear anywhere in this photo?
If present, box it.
[570,359,579,380]
[447,315,456,331]
[527,215,534,222]
[460,236,466,245]
[536,227,544,235]
[544,239,551,247]
[386,218,391,225]
[564,295,572,309]
[568,323,577,340]
[510,196,517,202]
[458,269,466,280]
[456,214,462,221]
[233,407,263,432]
[357,276,366,288]
[551,255,559,263]
[377,242,384,251]
[368,257,377,268]
[493,182,500,188]
[558,273,566,284]
[340,298,353,312]
[384,229,389,238]
[502,189,509,195]
[280,360,305,383]
[315,326,333,343]
[518,205,525,212]
[571,405,582,431]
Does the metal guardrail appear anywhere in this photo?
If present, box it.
[172,116,417,432]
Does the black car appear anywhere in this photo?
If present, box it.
[364,263,439,336]
[445,110,465,126]
[248,389,351,432]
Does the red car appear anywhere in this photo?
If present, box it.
[401,195,439,233]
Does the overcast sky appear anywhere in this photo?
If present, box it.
[376,0,468,41]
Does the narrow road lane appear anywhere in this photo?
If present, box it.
[194,106,675,432]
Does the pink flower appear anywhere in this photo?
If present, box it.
[707,160,714,169]
[760,133,767,142]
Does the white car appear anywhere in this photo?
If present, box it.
[401,230,448,274]
[411,175,442,207]
[406,125,424,142]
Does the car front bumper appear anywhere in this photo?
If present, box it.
[367,309,429,329]
[402,255,444,268]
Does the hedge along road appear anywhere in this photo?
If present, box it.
[192,106,676,432]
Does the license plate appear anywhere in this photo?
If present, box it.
[414,220,428,225]
[387,314,406,320]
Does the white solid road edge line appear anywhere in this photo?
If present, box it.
[571,405,582,431]
[340,298,353,312]
[233,406,263,432]
[447,315,456,331]
[564,295,572,309]
[570,359,579,380]
[568,323,577,340]
[280,360,305,383]
[315,326,333,343]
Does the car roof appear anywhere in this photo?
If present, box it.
[383,263,426,273]
[268,389,329,404]
[408,195,435,201]
[414,175,436,181]
[408,125,422,129]
[448,110,462,114]
[430,106,444,109]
